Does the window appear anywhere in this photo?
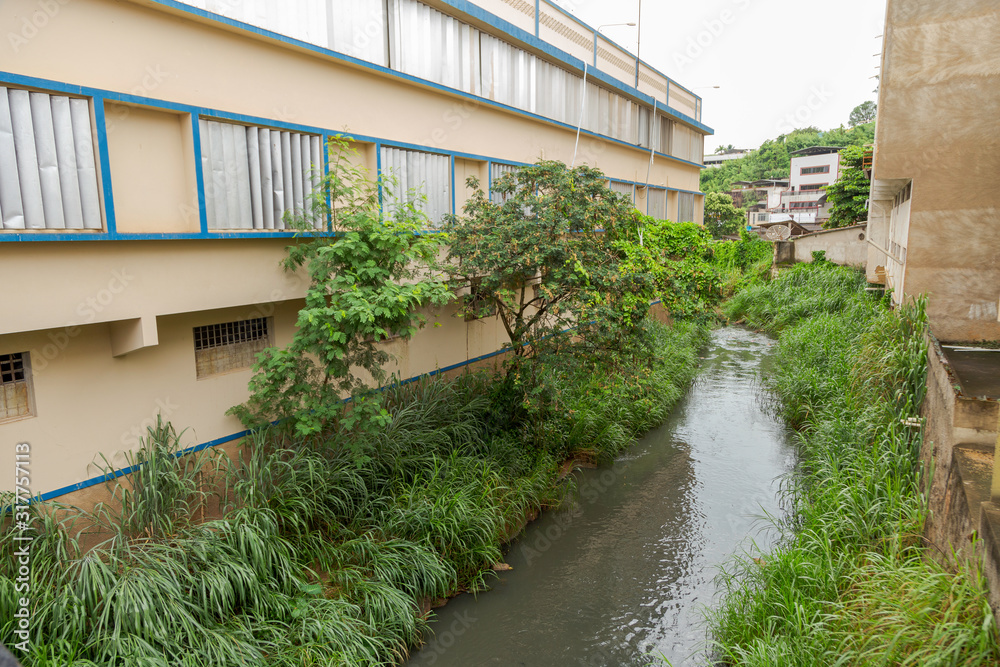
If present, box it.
[894,182,912,208]
[193,318,271,379]
[380,146,452,226]
[647,188,666,220]
[800,183,825,191]
[0,352,34,422]
[608,180,634,202]
[199,119,322,230]
[464,280,497,321]
[490,162,520,204]
[677,192,695,222]
[800,165,830,175]
[790,201,817,209]
[0,87,103,231]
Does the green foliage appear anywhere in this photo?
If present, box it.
[700,124,875,195]
[230,137,453,437]
[524,320,709,461]
[446,161,640,355]
[823,145,870,229]
[703,192,744,238]
[712,229,773,296]
[615,216,722,322]
[713,263,1000,665]
[849,100,877,127]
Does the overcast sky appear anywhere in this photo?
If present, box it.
[554,0,887,152]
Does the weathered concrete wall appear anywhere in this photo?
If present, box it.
[792,225,868,268]
[922,334,1000,624]
[870,0,1000,341]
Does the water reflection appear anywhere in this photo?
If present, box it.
[407,327,796,666]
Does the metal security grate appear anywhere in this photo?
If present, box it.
[0,352,33,421]
[194,318,270,378]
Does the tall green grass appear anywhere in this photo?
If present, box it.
[712,262,1000,665]
[2,319,707,666]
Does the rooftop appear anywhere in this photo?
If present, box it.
[788,145,845,157]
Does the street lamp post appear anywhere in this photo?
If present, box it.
[594,21,636,71]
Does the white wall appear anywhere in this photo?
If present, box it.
[789,152,841,191]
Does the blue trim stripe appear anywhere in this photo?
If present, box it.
[24,287,669,504]
[92,97,117,234]
[0,69,705,244]
[31,344,516,503]
[191,115,208,233]
[0,70,707,168]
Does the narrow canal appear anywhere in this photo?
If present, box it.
[407,327,796,666]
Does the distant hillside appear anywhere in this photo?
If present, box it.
[701,123,875,193]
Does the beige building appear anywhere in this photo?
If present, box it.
[0,0,711,501]
[865,0,1000,342]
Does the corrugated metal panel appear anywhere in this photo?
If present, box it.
[389,0,481,94]
[177,0,687,154]
[608,180,634,203]
[490,162,520,204]
[678,192,695,222]
[200,119,321,230]
[647,188,666,219]
[0,87,102,231]
[481,34,535,109]
[180,0,389,66]
[380,146,451,226]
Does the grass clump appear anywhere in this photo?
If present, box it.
[711,262,1000,665]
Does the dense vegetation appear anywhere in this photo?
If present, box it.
[2,148,761,666]
[701,123,875,195]
[1,317,710,666]
[713,262,1000,665]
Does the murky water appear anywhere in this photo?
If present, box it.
[407,327,796,667]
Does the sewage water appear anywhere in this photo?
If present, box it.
[407,327,796,667]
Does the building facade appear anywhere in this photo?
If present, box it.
[774,146,841,224]
[0,0,712,501]
[865,0,1000,342]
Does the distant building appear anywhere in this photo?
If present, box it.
[775,146,843,223]
[703,149,752,168]
[732,179,788,210]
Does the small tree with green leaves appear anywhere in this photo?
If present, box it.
[446,161,640,359]
[704,192,745,238]
[230,137,453,437]
[823,145,870,229]
[849,101,877,127]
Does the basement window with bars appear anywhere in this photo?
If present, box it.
[199,119,323,230]
[0,352,35,422]
[193,318,271,379]
[0,86,104,231]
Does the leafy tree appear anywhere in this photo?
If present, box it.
[849,101,877,127]
[715,144,736,154]
[823,145,870,229]
[703,192,744,238]
[446,161,640,357]
[230,137,453,436]
[615,217,722,320]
